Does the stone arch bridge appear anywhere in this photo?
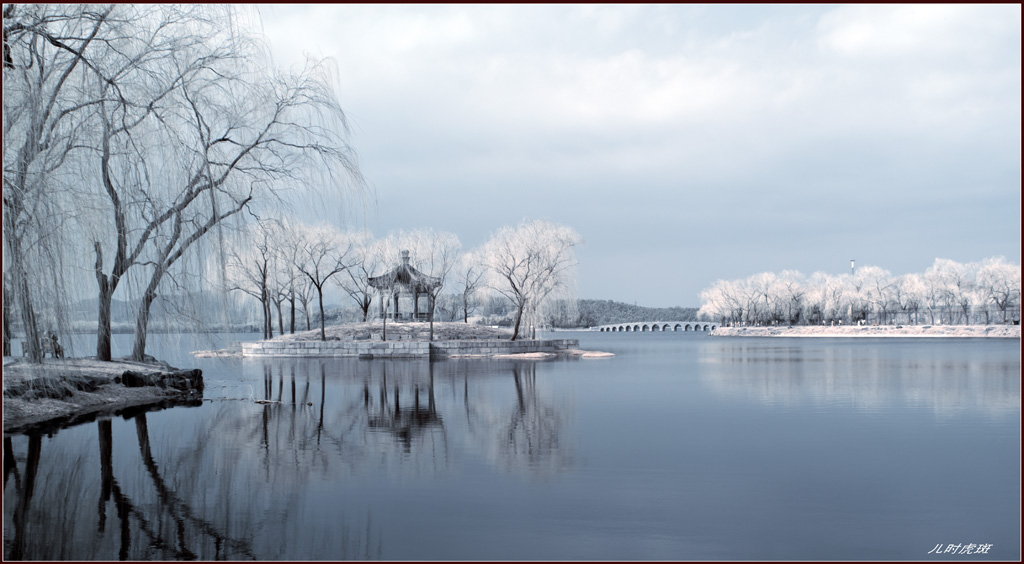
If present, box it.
[595,321,718,333]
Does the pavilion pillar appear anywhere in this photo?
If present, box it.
[414,291,420,320]
[394,293,400,320]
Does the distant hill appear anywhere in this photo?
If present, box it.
[572,299,700,327]
[65,292,255,332]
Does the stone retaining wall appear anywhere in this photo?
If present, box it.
[241,339,578,359]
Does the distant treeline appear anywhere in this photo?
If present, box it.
[554,299,699,328]
[322,298,699,329]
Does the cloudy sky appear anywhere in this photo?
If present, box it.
[259,4,1020,307]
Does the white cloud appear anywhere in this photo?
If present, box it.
[817,4,1019,61]
[257,4,1019,304]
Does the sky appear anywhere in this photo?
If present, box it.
[258,4,1021,308]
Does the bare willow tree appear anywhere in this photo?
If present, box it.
[5,5,363,361]
[3,5,115,361]
[482,219,583,340]
[80,6,362,360]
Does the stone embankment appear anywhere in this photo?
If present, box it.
[241,338,582,359]
[3,357,203,435]
[711,325,1021,338]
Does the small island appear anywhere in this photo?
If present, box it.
[222,321,612,360]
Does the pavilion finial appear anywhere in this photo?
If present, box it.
[401,250,410,264]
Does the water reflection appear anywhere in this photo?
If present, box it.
[699,341,1021,416]
[3,358,569,560]
[489,362,571,475]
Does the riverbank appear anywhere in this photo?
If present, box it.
[711,325,1021,338]
[2,357,203,435]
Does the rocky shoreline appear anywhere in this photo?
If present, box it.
[711,325,1021,338]
[3,357,204,435]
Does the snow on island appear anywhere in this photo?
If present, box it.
[711,325,1021,338]
[3,357,203,435]
[197,321,614,360]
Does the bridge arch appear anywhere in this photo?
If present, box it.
[596,321,717,333]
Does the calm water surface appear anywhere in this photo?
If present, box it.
[3,331,1020,560]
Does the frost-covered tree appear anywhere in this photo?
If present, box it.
[857,266,894,324]
[225,221,276,339]
[977,257,1021,324]
[923,258,973,325]
[776,270,805,325]
[452,250,486,323]
[335,230,380,322]
[405,229,461,341]
[295,224,354,341]
[893,273,926,325]
[482,220,582,340]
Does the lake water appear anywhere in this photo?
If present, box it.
[3,331,1020,560]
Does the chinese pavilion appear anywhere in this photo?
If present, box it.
[367,250,440,320]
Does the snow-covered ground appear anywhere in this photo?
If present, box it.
[273,320,514,342]
[711,325,1021,338]
[3,357,200,433]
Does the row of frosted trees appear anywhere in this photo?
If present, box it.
[698,257,1021,327]
[224,218,582,341]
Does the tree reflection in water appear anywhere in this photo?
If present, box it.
[3,357,574,559]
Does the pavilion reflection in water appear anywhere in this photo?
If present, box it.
[2,357,570,560]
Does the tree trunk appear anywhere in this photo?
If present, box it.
[428,296,436,342]
[263,290,272,339]
[511,304,524,341]
[131,275,161,361]
[12,260,42,362]
[317,287,326,341]
[290,296,296,334]
[276,301,284,336]
[96,275,115,361]
[3,282,13,357]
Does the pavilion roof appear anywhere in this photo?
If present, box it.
[367,250,441,293]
